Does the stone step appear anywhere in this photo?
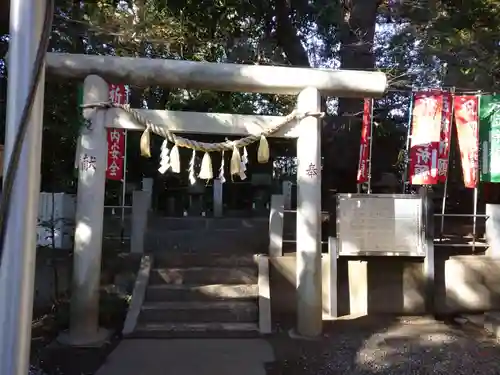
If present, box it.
[154,254,258,268]
[149,267,258,285]
[146,284,259,302]
[140,301,258,323]
[130,322,260,338]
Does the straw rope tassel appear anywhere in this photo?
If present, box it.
[158,139,170,174]
[199,151,213,180]
[230,145,242,177]
[140,127,151,158]
[188,149,197,185]
[239,146,248,180]
[242,146,249,165]
[257,135,269,163]
[219,151,226,183]
[170,144,181,173]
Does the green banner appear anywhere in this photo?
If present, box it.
[479,95,500,183]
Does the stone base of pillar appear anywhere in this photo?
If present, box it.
[56,327,110,347]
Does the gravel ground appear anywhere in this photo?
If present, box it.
[266,316,500,375]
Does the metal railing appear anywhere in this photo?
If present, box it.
[433,212,489,251]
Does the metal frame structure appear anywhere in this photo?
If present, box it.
[328,189,436,318]
[336,193,426,257]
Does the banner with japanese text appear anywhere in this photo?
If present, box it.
[356,99,372,184]
[437,93,453,182]
[107,84,129,180]
[409,92,443,185]
[453,95,479,188]
[479,95,500,183]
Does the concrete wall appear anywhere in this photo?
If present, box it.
[270,254,500,319]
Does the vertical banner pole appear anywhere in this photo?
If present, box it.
[367,98,374,194]
[121,130,128,226]
[120,86,130,227]
[440,89,455,235]
[473,187,478,251]
[356,99,372,193]
[402,92,414,193]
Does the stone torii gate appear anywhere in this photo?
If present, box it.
[46,53,387,343]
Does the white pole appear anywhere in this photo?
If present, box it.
[121,130,128,225]
[57,75,109,346]
[296,87,322,337]
[440,91,455,235]
[472,187,478,252]
[120,86,130,225]
[0,0,45,373]
[402,93,414,193]
[367,98,374,194]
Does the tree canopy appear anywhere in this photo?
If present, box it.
[0,0,498,197]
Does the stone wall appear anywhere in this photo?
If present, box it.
[270,254,500,320]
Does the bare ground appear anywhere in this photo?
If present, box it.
[265,315,500,375]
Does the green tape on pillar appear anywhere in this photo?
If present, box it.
[480,95,500,183]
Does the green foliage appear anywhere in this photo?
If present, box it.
[1,0,498,192]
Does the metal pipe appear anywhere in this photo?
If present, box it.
[434,243,488,247]
[402,92,414,193]
[120,86,130,227]
[433,213,488,218]
[0,1,46,373]
[472,187,479,251]
[367,98,374,194]
[440,89,455,234]
[121,130,128,226]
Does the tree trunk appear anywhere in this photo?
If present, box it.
[327,0,380,192]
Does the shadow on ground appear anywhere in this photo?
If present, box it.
[265,315,500,375]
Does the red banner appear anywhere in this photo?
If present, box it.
[437,93,453,182]
[453,95,479,188]
[357,99,372,184]
[409,92,443,185]
[106,84,128,180]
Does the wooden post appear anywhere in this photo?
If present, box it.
[58,75,109,346]
[131,190,149,254]
[268,195,284,257]
[282,180,293,209]
[213,179,223,217]
[296,87,322,337]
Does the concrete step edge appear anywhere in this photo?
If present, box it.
[141,301,258,311]
[135,322,259,332]
[151,267,257,272]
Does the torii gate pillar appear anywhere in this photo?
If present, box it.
[296,87,322,337]
[58,75,110,346]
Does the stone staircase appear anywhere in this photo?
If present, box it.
[132,253,261,337]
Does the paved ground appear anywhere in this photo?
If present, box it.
[91,316,500,375]
[95,339,274,375]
